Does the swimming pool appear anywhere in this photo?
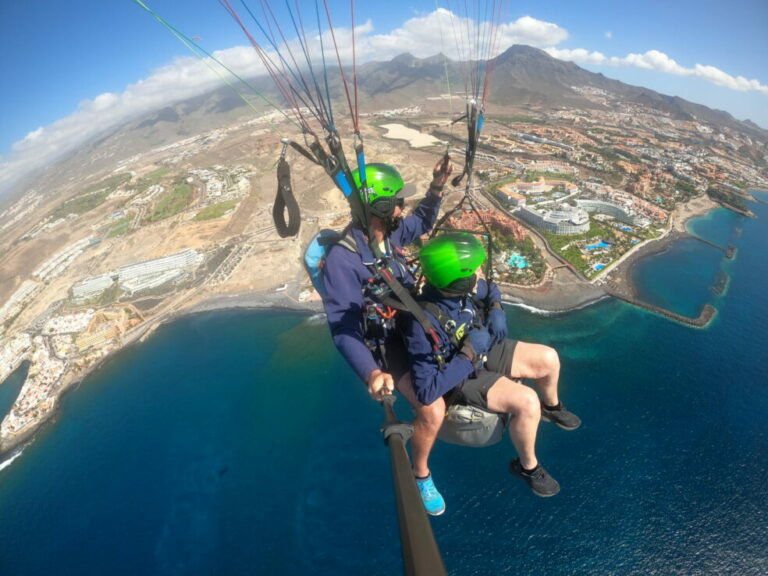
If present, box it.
[586,241,612,250]
[507,253,528,269]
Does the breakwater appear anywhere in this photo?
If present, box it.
[712,272,729,296]
[600,228,724,327]
[603,281,716,327]
[694,236,726,253]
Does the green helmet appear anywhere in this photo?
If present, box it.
[352,163,404,218]
[419,232,486,291]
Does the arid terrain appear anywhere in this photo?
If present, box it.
[1,47,766,455]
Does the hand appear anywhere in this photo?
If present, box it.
[487,308,507,346]
[430,155,453,191]
[460,326,492,365]
[467,326,492,355]
[367,369,394,402]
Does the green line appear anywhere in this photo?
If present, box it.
[130,0,300,130]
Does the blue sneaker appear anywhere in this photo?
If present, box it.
[416,474,446,516]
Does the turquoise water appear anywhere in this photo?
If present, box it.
[507,252,528,269]
[586,241,611,250]
[1,196,766,575]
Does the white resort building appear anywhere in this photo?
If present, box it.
[71,275,116,303]
[575,198,651,227]
[517,203,590,235]
[70,249,205,303]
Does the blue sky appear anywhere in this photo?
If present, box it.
[0,0,766,195]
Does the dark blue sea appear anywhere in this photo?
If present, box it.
[1,195,766,575]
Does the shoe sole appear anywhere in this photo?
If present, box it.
[530,487,559,498]
[426,507,446,516]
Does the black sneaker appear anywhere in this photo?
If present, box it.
[509,458,560,497]
[541,403,581,430]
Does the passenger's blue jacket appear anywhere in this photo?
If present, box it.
[322,189,443,383]
[404,279,502,406]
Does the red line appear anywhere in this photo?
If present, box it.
[322,0,358,131]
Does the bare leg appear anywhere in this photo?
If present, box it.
[509,342,560,407]
[396,373,445,478]
[485,376,541,470]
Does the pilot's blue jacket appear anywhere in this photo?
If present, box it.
[322,189,442,383]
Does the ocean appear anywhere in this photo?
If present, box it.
[1,195,766,575]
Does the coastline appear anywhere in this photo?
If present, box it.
[0,195,720,459]
[0,290,322,459]
[498,193,719,314]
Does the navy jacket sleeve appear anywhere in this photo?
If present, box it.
[322,245,379,383]
[404,314,476,406]
[475,279,502,305]
[390,189,442,247]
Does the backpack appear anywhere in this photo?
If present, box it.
[303,229,358,299]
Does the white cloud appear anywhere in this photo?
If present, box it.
[1,8,765,197]
[0,47,269,195]
[1,9,570,196]
[327,11,566,62]
[504,15,568,47]
[545,47,768,95]
[605,31,613,40]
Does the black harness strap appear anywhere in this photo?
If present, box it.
[451,102,479,188]
[374,262,446,369]
[287,139,322,166]
[419,302,461,350]
[273,156,302,237]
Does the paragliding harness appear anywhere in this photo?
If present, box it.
[417,292,511,449]
[275,123,455,371]
[303,228,449,370]
[417,293,498,365]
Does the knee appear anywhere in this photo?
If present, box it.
[541,346,560,374]
[415,399,445,431]
[515,387,540,420]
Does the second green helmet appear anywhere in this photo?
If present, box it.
[419,232,487,290]
[352,163,404,218]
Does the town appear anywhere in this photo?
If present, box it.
[0,93,766,454]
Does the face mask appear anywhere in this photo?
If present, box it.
[443,273,477,295]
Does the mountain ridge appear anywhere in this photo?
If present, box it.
[5,44,766,206]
